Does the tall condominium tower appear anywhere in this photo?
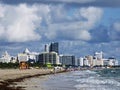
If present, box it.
[49,42,59,54]
[38,52,59,64]
[44,44,49,52]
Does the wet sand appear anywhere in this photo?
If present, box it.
[0,69,66,90]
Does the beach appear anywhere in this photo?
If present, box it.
[31,68,120,90]
[1,68,120,90]
[15,68,120,90]
[0,68,65,90]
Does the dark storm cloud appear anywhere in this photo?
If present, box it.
[1,0,120,7]
[110,32,120,41]
[89,25,110,43]
[109,22,120,41]
[89,22,120,43]
[0,42,11,46]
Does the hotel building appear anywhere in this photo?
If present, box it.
[17,48,39,63]
[59,55,75,66]
[38,52,59,65]
[49,42,59,54]
[0,51,11,63]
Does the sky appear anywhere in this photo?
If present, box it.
[0,0,120,60]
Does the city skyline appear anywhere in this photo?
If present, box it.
[0,42,118,62]
[0,0,120,61]
[0,44,118,66]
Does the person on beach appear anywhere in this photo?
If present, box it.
[53,67,57,74]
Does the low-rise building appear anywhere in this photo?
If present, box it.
[18,48,39,63]
[108,57,119,66]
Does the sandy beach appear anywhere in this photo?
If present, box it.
[0,68,65,90]
[0,69,51,81]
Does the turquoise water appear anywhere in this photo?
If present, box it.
[20,69,120,90]
[42,69,120,90]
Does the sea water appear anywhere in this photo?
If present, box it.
[20,68,120,90]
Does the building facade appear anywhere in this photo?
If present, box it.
[94,51,103,60]
[38,52,59,65]
[85,55,93,66]
[49,42,59,54]
[18,48,39,63]
[44,44,49,52]
[77,57,84,66]
[59,55,75,66]
[0,51,11,63]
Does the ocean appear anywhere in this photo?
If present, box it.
[18,68,120,90]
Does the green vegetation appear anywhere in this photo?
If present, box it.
[28,63,46,68]
[0,62,19,69]
[0,62,63,69]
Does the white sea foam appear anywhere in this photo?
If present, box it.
[74,84,116,90]
[75,76,120,90]
[74,70,120,90]
[72,70,97,76]
[76,78,120,85]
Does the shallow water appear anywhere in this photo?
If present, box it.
[19,68,120,90]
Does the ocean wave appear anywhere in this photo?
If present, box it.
[76,78,120,85]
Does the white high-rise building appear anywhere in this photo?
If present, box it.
[95,51,103,60]
[114,60,119,66]
[18,48,39,63]
[108,57,119,66]
[0,51,11,63]
[93,59,104,66]
[85,55,93,66]
[83,58,89,66]
[93,59,97,66]
[78,57,84,66]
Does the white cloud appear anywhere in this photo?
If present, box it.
[44,0,96,3]
[45,6,103,41]
[79,7,103,29]
[78,30,91,40]
[0,4,41,42]
[0,3,103,42]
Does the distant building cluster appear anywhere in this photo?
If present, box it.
[77,52,118,67]
[0,42,119,67]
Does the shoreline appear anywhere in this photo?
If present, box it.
[0,69,67,90]
[0,68,115,90]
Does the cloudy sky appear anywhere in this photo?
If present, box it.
[0,0,120,60]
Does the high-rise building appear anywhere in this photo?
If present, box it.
[59,55,75,66]
[83,58,89,66]
[38,52,59,65]
[0,51,11,63]
[94,51,103,60]
[103,59,109,66]
[49,42,59,54]
[77,57,84,66]
[108,57,119,66]
[18,48,39,63]
[93,58,104,66]
[85,55,93,66]
[44,44,49,52]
